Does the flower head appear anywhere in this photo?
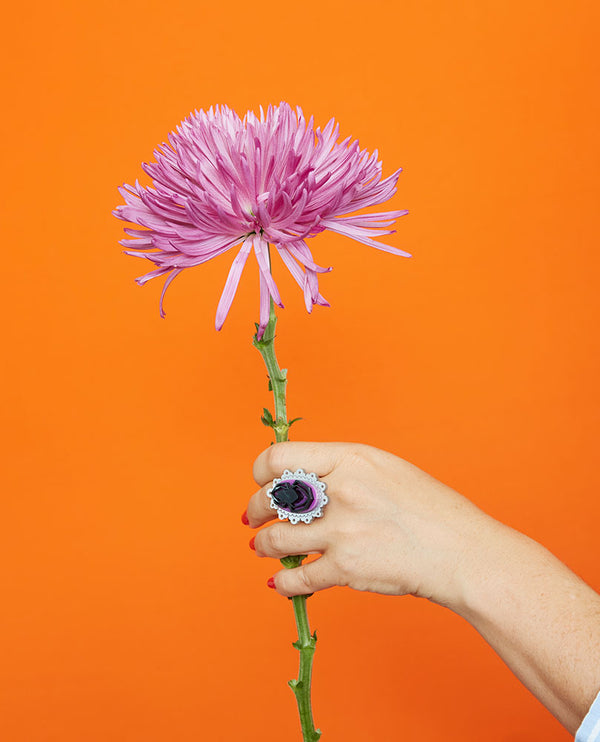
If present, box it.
[114,102,409,337]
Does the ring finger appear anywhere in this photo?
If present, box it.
[246,474,335,528]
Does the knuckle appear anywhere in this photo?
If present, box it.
[246,495,261,525]
[263,445,278,473]
[341,442,367,463]
[331,557,350,587]
[333,522,357,544]
[254,444,282,483]
[252,458,262,484]
[248,487,272,526]
[297,566,314,593]
[264,524,287,553]
[330,546,355,586]
[337,447,370,483]
[254,484,270,515]
[265,442,287,475]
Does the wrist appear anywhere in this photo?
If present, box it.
[433,510,510,616]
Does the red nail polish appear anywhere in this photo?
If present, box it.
[249,536,256,551]
[241,510,249,526]
[267,577,276,589]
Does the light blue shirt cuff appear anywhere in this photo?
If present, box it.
[576,691,600,742]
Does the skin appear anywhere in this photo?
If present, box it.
[245,441,600,734]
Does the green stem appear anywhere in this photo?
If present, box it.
[253,299,322,742]
[253,301,290,445]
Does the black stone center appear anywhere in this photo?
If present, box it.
[271,480,316,513]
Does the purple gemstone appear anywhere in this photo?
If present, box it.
[271,479,317,513]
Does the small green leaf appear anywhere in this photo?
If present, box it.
[288,417,303,427]
[268,378,273,391]
[261,408,274,427]
[312,630,318,642]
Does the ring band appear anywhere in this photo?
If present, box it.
[268,468,328,524]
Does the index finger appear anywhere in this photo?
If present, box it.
[252,441,346,486]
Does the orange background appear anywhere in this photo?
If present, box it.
[1,1,599,740]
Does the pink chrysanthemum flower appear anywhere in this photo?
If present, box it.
[114,102,409,337]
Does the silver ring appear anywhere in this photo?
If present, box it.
[267,468,328,524]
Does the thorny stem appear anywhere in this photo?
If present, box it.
[252,299,322,742]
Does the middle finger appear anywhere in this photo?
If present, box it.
[253,519,329,559]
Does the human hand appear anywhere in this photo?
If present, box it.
[245,441,493,608]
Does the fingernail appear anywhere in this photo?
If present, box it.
[267,577,276,589]
[241,510,249,526]
[249,536,256,551]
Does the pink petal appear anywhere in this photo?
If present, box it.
[215,237,254,330]
[334,210,409,228]
[159,269,183,318]
[286,240,332,274]
[304,268,319,312]
[276,245,330,309]
[253,235,284,307]
[321,219,412,257]
[134,265,171,286]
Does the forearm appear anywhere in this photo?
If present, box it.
[451,518,600,733]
